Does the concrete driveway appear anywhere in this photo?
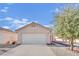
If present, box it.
[1,45,55,56]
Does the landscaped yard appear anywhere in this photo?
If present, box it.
[49,44,79,56]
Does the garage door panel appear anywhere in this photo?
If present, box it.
[23,34,46,38]
[22,38,46,44]
[22,34,47,44]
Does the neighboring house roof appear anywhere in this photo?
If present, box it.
[0,27,13,32]
[16,22,50,32]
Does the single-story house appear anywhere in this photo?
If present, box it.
[16,22,53,45]
[0,22,53,45]
[0,27,17,44]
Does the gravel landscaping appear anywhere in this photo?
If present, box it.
[0,48,11,55]
[0,44,20,55]
[48,42,79,56]
[49,46,79,56]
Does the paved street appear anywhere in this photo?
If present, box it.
[1,45,55,56]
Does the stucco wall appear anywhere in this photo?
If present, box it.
[0,30,18,44]
[16,23,51,44]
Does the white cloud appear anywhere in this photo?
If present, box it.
[2,26,10,29]
[50,8,60,13]
[73,4,79,9]
[4,7,9,9]
[15,21,38,29]
[5,17,13,21]
[1,9,7,13]
[44,25,50,27]
[44,24,54,27]
[0,16,29,30]
[3,17,28,24]
[8,18,29,30]
[17,24,26,29]
[0,6,9,13]
[12,18,28,25]
[55,8,60,13]
[22,18,28,22]
[11,22,27,30]
[13,20,22,24]
[34,21,38,23]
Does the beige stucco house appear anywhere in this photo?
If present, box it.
[0,27,17,44]
[16,22,52,45]
[0,22,53,45]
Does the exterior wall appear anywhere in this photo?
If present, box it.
[0,30,18,44]
[16,24,51,44]
[17,25,49,34]
[0,23,52,45]
[0,30,4,44]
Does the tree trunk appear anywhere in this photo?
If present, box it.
[70,38,74,51]
[69,40,71,45]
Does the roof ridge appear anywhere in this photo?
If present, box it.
[0,27,13,32]
[16,22,50,32]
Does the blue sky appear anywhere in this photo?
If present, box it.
[0,3,78,31]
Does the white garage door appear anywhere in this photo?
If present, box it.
[22,34,48,44]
